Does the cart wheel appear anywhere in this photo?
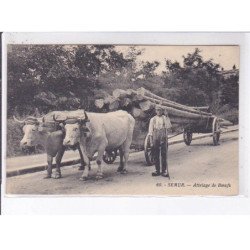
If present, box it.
[144,134,155,166]
[212,118,221,146]
[183,130,193,146]
[103,149,118,164]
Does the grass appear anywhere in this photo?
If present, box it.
[7,105,239,158]
[7,119,24,157]
[7,119,45,157]
[217,105,239,125]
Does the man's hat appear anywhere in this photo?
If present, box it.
[155,105,164,111]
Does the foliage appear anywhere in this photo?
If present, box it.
[220,74,239,108]
[7,45,239,156]
[161,48,239,116]
[8,45,238,116]
[163,48,221,107]
[7,45,130,115]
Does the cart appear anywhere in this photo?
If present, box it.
[183,116,221,146]
[103,115,221,166]
[143,115,221,166]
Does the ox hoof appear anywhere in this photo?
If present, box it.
[43,175,51,179]
[78,166,85,171]
[96,174,103,180]
[80,176,88,181]
[120,169,128,174]
[117,166,124,172]
[53,173,62,179]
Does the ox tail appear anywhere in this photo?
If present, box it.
[126,113,135,142]
[127,113,135,129]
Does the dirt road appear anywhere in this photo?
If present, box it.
[5,131,238,196]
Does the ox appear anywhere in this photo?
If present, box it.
[54,110,135,180]
[14,110,86,179]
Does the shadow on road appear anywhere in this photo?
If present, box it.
[188,136,238,147]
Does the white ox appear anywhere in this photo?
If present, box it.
[54,110,135,180]
[14,110,86,179]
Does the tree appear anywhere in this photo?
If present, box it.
[7,44,131,115]
[220,74,239,108]
[137,61,160,79]
[162,48,223,109]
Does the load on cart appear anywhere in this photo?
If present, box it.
[95,87,232,166]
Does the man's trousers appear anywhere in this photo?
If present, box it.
[152,129,168,174]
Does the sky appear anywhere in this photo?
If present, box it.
[116,45,240,74]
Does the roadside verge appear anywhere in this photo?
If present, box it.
[6,127,238,177]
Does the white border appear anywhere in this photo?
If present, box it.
[2,32,250,214]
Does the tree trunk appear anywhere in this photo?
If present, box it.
[139,100,154,112]
[142,95,212,116]
[138,87,211,116]
[104,95,114,105]
[218,118,233,126]
[109,99,120,111]
[191,106,210,112]
[126,89,137,96]
[169,116,199,125]
[120,97,132,107]
[155,103,210,120]
[131,107,146,119]
[132,93,145,103]
[95,99,105,109]
[112,89,129,99]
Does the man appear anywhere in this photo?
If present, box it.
[148,105,172,178]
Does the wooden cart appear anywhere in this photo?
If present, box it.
[143,116,221,166]
[183,116,221,146]
[98,88,225,166]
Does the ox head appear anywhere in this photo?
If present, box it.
[13,116,45,148]
[53,111,90,147]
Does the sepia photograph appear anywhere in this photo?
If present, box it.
[4,41,239,196]
[1,1,250,247]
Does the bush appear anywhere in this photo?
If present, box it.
[217,105,239,125]
[7,119,45,157]
[7,119,24,157]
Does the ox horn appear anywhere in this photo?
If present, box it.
[36,116,45,123]
[13,116,25,124]
[25,116,40,124]
[53,114,66,123]
[84,111,90,122]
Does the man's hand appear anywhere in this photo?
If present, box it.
[149,135,153,147]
